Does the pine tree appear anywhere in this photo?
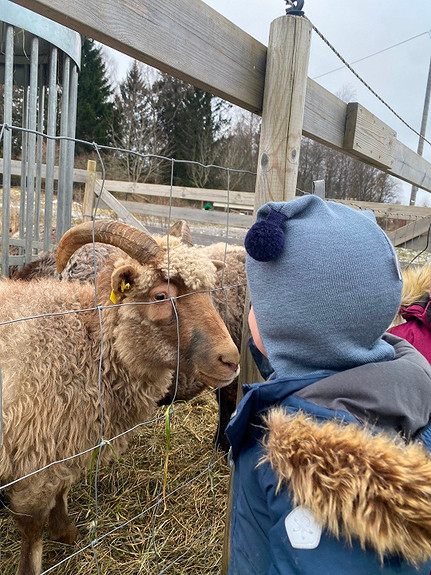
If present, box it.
[154,75,230,186]
[114,61,163,182]
[75,38,114,153]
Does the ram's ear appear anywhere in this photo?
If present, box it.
[168,220,193,246]
[110,264,139,304]
[212,259,226,272]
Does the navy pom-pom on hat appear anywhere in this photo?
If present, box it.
[244,209,287,262]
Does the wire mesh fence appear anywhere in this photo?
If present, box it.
[1,122,431,575]
[0,123,252,575]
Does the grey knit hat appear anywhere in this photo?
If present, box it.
[245,195,403,378]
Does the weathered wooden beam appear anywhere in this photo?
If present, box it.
[119,201,253,228]
[302,85,431,193]
[387,215,431,246]
[390,139,431,195]
[302,78,346,149]
[254,15,312,205]
[94,181,149,231]
[335,199,431,220]
[9,0,431,194]
[0,158,90,182]
[103,180,255,206]
[94,180,431,220]
[9,0,266,113]
[82,159,97,221]
[344,103,396,169]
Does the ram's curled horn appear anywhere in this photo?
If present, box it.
[167,220,193,246]
[56,220,162,273]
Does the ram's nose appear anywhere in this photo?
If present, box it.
[218,348,240,377]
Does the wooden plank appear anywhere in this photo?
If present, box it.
[6,237,55,250]
[213,202,253,211]
[94,182,149,231]
[95,180,253,227]
[82,160,97,221]
[344,103,396,169]
[97,182,431,220]
[120,200,253,228]
[390,139,431,195]
[103,180,255,206]
[0,158,90,183]
[387,215,431,246]
[95,194,431,224]
[94,182,431,225]
[11,0,266,113]
[9,0,431,192]
[303,82,431,193]
[334,199,431,220]
[303,78,347,149]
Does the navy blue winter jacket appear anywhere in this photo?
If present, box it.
[226,335,431,575]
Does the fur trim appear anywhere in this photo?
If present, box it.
[401,265,431,307]
[392,265,431,327]
[260,409,431,565]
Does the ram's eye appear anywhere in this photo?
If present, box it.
[154,292,168,301]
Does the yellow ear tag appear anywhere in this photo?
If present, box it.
[110,281,130,305]
[120,280,130,293]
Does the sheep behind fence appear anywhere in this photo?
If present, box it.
[0,219,240,575]
[12,227,247,453]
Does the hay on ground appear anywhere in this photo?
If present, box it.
[0,392,231,574]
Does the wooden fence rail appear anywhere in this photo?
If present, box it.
[3,157,431,252]
[84,175,431,246]
[0,158,91,183]
[11,0,431,196]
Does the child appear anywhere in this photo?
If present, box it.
[388,265,431,363]
[225,195,431,574]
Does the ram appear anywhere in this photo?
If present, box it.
[0,220,240,575]
[13,224,248,452]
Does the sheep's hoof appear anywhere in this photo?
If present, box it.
[50,523,80,545]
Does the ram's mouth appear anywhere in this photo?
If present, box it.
[197,366,240,389]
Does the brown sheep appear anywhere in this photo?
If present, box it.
[13,227,248,452]
[0,220,240,575]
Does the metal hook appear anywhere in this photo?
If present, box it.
[285,0,305,16]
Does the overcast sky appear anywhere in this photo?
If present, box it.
[106,0,431,205]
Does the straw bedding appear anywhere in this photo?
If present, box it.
[0,392,230,574]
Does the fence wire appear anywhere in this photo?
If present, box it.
[0,121,430,575]
[309,22,431,148]
[0,123,252,575]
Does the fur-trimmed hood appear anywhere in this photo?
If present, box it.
[226,340,431,573]
[261,409,431,566]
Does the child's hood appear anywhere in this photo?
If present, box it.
[399,299,431,329]
[245,196,403,378]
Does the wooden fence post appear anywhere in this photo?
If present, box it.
[254,15,312,205]
[221,13,312,574]
[82,159,97,221]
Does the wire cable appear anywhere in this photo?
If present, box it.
[310,23,431,147]
[313,30,431,80]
